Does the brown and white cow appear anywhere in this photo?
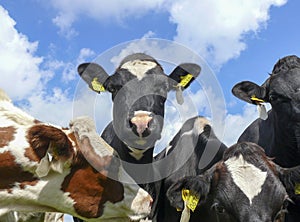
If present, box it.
[0,89,152,221]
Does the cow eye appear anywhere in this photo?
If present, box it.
[269,94,279,102]
[107,84,122,94]
[269,93,290,103]
[211,203,226,214]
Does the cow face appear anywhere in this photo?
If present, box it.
[232,55,300,122]
[167,142,300,222]
[78,53,201,149]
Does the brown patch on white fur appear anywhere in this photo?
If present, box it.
[0,151,38,190]
[26,125,73,161]
[0,126,16,148]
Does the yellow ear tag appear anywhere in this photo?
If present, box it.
[178,74,193,88]
[91,77,106,92]
[251,96,268,120]
[295,183,300,195]
[250,96,265,104]
[181,189,200,212]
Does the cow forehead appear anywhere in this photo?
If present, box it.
[120,59,159,80]
[224,155,267,205]
[269,70,300,95]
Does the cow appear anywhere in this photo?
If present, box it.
[167,142,300,222]
[77,53,201,221]
[78,53,200,167]
[152,116,227,221]
[0,89,152,221]
[0,212,64,222]
[231,55,300,221]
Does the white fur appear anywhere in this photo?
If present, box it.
[225,155,267,205]
[70,116,114,156]
[120,60,157,80]
[127,147,147,160]
[166,117,209,155]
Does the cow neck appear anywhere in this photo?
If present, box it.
[270,110,300,167]
[111,135,154,164]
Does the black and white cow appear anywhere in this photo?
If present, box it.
[77,53,201,221]
[232,55,300,221]
[78,53,200,170]
[153,116,227,221]
[167,142,300,222]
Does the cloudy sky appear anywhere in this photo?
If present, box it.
[1,0,300,221]
[2,0,300,147]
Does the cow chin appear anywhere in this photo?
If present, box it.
[115,125,162,150]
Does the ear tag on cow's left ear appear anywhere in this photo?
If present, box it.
[251,96,268,120]
[176,86,184,105]
[295,183,300,195]
[178,74,194,88]
[35,153,50,177]
[175,74,194,105]
[91,77,106,93]
[180,189,200,222]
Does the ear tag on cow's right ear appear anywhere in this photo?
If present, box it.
[180,189,200,222]
[251,96,268,120]
[91,77,106,93]
[176,86,184,105]
[257,104,268,120]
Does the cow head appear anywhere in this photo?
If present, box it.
[78,53,201,149]
[232,55,300,123]
[167,142,300,222]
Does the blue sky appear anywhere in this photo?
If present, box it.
[1,0,300,221]
[1,0,300,147]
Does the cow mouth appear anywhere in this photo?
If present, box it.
[129,111,153,138]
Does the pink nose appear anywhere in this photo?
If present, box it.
[130,111,153,137]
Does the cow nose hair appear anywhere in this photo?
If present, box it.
[130,110,153,137]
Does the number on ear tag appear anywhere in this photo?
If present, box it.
[91,77,106,92]
[178,74,193,88]
[182,189,200,212]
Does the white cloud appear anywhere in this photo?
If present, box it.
[50,0,167,37]
[0,6,45,100]
[169,0,287,67]
[49,0,286,66]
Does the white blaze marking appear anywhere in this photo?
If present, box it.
[127,147,147,160]
[120,60,157,80]
[225,155,267,205]
[165,117,209,155]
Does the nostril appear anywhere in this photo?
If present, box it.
[130,111,153,137]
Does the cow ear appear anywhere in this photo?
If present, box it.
[274,164,300,196]
[167,173,212,211]
[168,63,201,90]
[232,81,267,104]
[78,62,110,93]
[168,63,201,104]
[232,81,269,120]
[27,125,73,177]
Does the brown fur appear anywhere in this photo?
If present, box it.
[0,151,38,190]
[0,126,16,148]
[26,125,73,161]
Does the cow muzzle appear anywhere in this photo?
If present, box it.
[130,111,153,138]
